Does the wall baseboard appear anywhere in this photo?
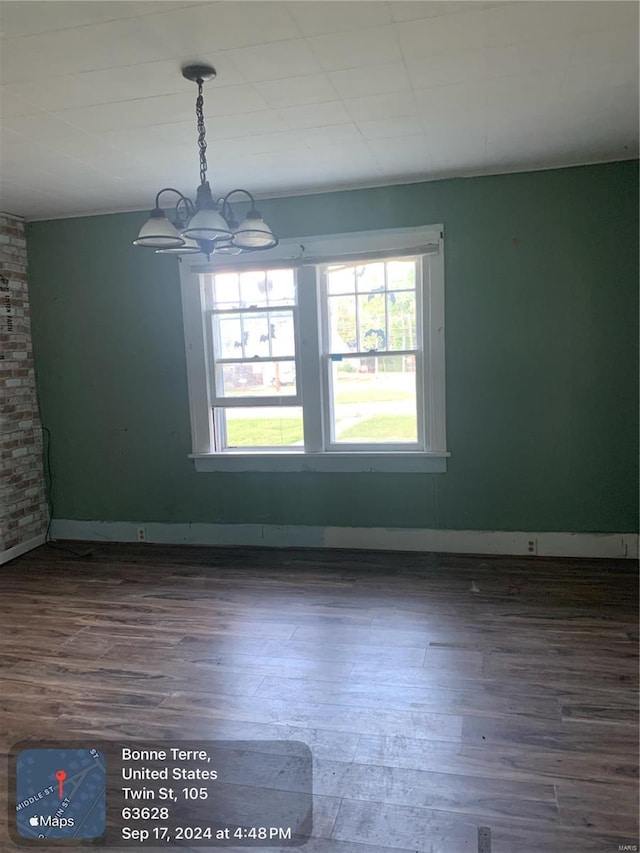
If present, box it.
[50,520,638,559]
[0,533,46,566]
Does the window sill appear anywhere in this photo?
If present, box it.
[190,452,449,473]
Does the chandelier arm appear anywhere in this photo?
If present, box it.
[176,195,196,219]
[221,189,256,217]
[154,187,194,211]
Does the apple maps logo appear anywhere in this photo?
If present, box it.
[16,748,106,840]
[28,815,76,828]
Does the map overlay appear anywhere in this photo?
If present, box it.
[16,748,106,840]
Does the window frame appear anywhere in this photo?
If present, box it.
[179,226,448,473]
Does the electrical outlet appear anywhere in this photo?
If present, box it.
[137,527,145,542]
[527,538,537,555]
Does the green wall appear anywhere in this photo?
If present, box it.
[25,161,639,532]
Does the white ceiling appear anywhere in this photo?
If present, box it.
[0,1,638,220]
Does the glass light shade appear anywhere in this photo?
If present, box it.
[214,238,242,256]
[233,211,277,249]
[182,207,231,241]
[133,209,184,249]
[156,235,202,255]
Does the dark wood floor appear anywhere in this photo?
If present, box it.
[1,543,638,852]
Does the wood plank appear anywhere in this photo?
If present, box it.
[560,704,639,725]
[1,662,265,699]
[349,663,638,708]
[312,760,559,824]
[175,635,427,666]
[256,675,562,720]
[462,714,638,755]
[103,646,357,679]
[160,693,463,741]
[484,654,639,690]
[354,735,639,785]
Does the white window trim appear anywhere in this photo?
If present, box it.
[179,226,448,473]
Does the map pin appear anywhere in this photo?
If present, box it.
[55,770,66,799]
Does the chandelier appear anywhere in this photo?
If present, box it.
[133,64,278,259]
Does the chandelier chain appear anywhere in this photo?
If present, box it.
[196,79,207,185]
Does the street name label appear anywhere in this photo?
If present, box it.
[11,740,312,847]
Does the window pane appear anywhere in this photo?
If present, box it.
[216,316,243,358]
[358,293,386,351]
[387,291,417,350]
[387,260,416,290]
[330,355,418,443]
[236,269,296,308]
[328,295,357,353]
[213,269,296,308]
[217,361,297,398]
[243,315,270,357]
[224,406,304,448]
[213,310,295,359]
[326,265,355,295]
[355,262,384,293]
[269,312,296,357]
[267,269,296,306]
[239,270,269,307]
[212,272,240,307]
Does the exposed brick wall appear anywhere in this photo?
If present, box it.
[0,212,48,556]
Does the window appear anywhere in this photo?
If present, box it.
[180,226,447,472]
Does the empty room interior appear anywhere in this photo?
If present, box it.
[0,1,638,851]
